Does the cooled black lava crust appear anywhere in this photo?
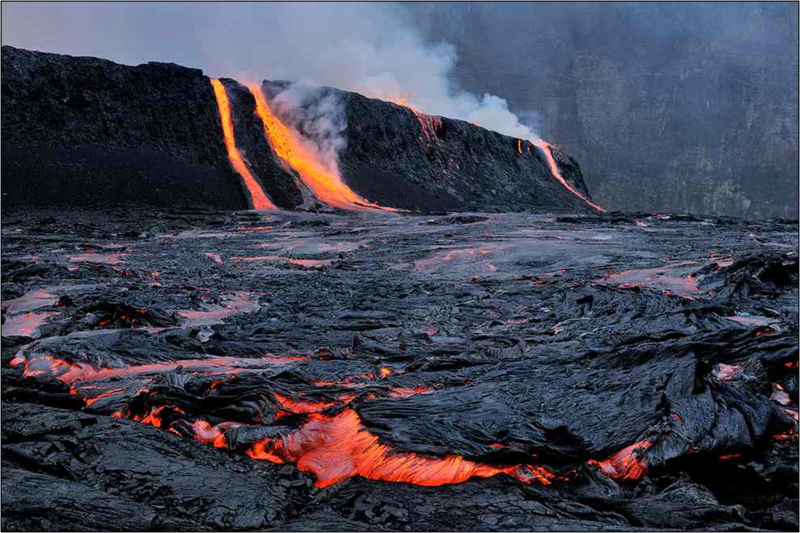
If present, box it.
[1,208,797,531]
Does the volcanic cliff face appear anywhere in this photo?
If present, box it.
[1,46,249,209]
[2,46,597,213]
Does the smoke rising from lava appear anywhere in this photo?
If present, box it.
[267,81,348,183]
[2,2,541,142]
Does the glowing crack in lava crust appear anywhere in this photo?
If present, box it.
[210,79,276,211]
[247,84,395,212]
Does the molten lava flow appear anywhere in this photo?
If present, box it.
[388,387,431,398]
[371,92,441,149]
[210,79,276,211]
[83,388,124,407]
[531,139,606,213]
[412,110,442,145]
[247,84,393,212]
[245,409,556,488]
[134,405,169,428]
[15,351,561,489]
[383,91,418,108]
[1,311,60,338]
[273,392,340,414]
[192,420,244,448]
[15,354,307,386]
[719,453,742,461]
[588,440,652,481]
[714,364,743,381]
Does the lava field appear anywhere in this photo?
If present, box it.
[1,208,798,531]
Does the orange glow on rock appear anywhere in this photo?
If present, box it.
[247,84,395,212]
[210,79,276,211]
[719,453,742,461]
[134,405,168,428]
[588,440,652,481]
[16,354,306,386]
[273,392,339,414]
[83,388,124,407]
[388,387,431,398]
[245,409,555,488]
[192,420,244,448]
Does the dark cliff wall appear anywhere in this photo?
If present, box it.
[339,91,592,212]
[412,2,799,219]
[2,46,597,213]
[264,80,594,212]
[1,46,250,209]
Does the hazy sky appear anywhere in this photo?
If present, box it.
[2,2,544,139]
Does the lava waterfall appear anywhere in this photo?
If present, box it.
[2,45,598,213]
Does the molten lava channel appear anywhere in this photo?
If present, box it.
[210,79,276,211]
[247,83,394,212]
[531,140,606,213]
[368,91,603,214]
[11,349,687,489]
[245,409,556,488]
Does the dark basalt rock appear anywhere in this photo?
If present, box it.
[1,46,247,209]
[2,45,597,213]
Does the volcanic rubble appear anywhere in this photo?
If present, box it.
[1,207,797,531]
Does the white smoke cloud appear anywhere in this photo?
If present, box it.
[3,2,541,140]
[204,2,541,141]
[268,80,348,177]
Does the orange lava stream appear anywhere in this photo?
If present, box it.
[531,140,606,213]
[16,354,304,385]
[588,440,652,480]
[247,84,394,212]
[210,79,276,211]
[83,388,124,407]
[246,409,556,488]
[273,392,340,414]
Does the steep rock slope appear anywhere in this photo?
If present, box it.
[3,46,598,213]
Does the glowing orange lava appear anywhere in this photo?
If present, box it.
[247,84,394,212]
[388,387,431,398]
[210,79,276,211]
[273,392,340,414]
[192,420,244,448]
[83,388,124,407]
[588,440,652,480]
[245,409,556,488]
[531,139,606,213]
[16,354,306,385]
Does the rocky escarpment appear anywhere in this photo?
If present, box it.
[1,46,250,209]
[263,80,595,212]
[2,46,598,213]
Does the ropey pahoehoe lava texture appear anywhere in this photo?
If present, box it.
[1,207,798,531]
[2,45,597,214]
